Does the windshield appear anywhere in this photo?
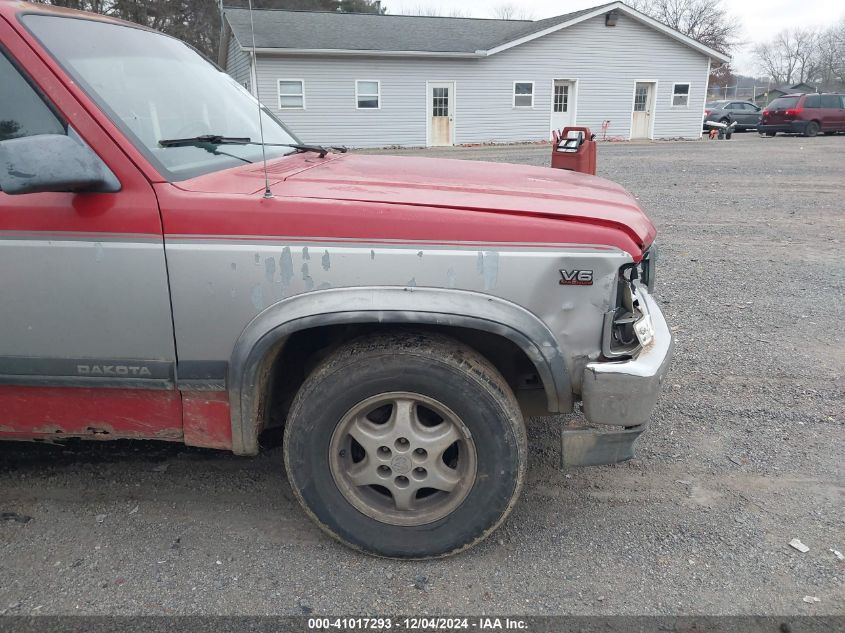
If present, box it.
[23,15,300,180]
[768,97,800,110]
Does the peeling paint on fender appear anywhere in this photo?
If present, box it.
[301,262,314,291]
[250,284,264,310]
[279,247,294,290]
[264,256,276,282]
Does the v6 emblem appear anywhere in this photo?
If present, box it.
[559,269,593,286]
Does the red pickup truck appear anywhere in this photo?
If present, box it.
[0,1,672,558]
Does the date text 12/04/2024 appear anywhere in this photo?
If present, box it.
[307,618,528,630]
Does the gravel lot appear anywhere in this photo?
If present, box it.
[1,133,843,616]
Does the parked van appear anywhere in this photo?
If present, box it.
[758,93,845,137]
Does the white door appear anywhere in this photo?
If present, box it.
[550,80,574,133]
[428,81,455,146]
[631,82,655,139]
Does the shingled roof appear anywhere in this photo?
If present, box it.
[222,1,730,62]
[223,4,607,54]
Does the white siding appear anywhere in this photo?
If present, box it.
[247,13,709,147]
[226,34,252,93]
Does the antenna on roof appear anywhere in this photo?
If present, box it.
[247,0,273,199]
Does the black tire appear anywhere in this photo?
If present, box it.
[760,131,776,137]
[804,121,820,137]
[283,331,527,559]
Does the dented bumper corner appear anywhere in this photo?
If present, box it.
[562,289,671,468]
[579,288,672,438]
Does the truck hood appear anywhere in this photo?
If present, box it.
[280,154,656,248]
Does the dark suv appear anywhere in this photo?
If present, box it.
[758,93,845,137]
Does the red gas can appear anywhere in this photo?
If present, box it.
[551,127,597,176]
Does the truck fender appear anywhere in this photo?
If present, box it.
[227,286,571,455]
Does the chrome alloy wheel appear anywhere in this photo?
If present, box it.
[329,392,477,527]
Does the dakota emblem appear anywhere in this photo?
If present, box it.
[77,364,153,376]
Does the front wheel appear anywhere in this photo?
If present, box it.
[283,331,527,558]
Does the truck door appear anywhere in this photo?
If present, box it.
[0,27,180,440]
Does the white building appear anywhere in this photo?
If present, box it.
[220,1,730,147]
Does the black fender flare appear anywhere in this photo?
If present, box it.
[227,286,570,455]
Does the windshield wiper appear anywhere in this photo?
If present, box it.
[157,136,254,164]
[158,135,251,147]
[158,135,347,158]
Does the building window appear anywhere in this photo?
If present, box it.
[356,80,380,109]
[278,79,305,109]
[671,83,690,107]
[553,84,569,113]
[513,81,534,108]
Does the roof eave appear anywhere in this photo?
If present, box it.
[244,46,485,58]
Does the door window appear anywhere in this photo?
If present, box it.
[432,87,449,116]
[0,51,65,141]
[804,94,820,108]
[634,86,648,111]
[553,84,569,113]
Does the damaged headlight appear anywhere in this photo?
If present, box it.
[601,246,656,358]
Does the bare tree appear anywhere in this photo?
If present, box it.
[32,0,387,60]
[709,62,735,92]
[490,3,534,20]
[628,0,740,54]
[815,18,845,89]
[399,5,469,17]
[754,28,821,86]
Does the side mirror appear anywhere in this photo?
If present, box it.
[0,133,119,195]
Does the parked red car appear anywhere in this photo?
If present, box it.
[758,93,845,137]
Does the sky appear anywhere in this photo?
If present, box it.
[390,0,837,76]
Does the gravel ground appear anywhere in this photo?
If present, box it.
[1,133,843,616]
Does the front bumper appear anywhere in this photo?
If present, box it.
[581,288,673,427]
